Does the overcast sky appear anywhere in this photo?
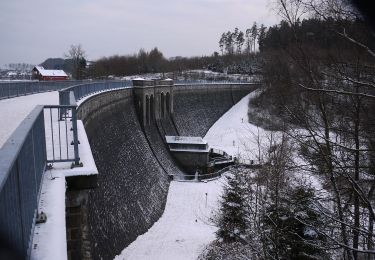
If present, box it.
[0,0,280,67]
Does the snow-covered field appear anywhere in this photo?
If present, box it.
[116,93,266,260]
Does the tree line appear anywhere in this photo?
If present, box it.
[218,23,267,55]
[203,0,375,259]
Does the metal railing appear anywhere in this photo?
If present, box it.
[59,81,131,104]
[0,105,46,259]
[174,79,255,85]
[44,105,80,166]
[0,101,84,258]
[0,80,87,100]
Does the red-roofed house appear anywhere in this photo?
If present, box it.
[32,66,69,81]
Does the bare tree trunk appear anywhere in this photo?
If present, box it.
[319,97,354,259]
[353,88,361,259]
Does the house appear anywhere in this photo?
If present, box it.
[32,66,69,81]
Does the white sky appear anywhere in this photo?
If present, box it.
[0,0,280,66]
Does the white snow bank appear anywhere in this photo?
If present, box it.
[115,180,224,260]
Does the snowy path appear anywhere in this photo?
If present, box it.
[0,91,59,147]
[115,181,224,260]
[205,91,268,163]
[116,93,264,260]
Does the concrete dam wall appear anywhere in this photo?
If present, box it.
[173,84,259,137]
[76,83,259,259]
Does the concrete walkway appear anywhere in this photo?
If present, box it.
[0,91,59,147]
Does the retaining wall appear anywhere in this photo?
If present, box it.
[78,89,169,259]
[173,83,259,137]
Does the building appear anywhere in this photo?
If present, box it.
[32,66,69,81]
[165,135,210,173]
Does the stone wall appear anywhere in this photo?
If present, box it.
[173,83,259,137]
[77,90,170,259]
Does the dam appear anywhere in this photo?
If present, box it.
[0,79,259,259]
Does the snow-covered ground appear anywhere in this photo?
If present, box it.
[116,93,265,260]
[0,91,59,147]
[205,91,268,164]
[115,181,224,260]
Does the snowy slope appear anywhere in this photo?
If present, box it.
[115,181,224,260]
[205,92,268,163]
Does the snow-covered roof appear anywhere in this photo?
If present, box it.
[34,66,68,77]
[165,136,207,145]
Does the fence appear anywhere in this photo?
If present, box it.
[0,80,87,100]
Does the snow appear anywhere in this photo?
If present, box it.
[30,170,67,260]
[114,181,224,260]
[165,136,207,144]
[204,92,268,164]
[34,66,68,77]
[0,91,59,147]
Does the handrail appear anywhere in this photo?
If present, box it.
[58,81,131,104]
[0,102,83,259]
[0,80,88,100]
[0,105,46,259]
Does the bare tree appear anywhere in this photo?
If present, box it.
[268,0,375,258]
[65,44,86,80]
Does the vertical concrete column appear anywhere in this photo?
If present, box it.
[163,93,167,119]
[146,95,150,125]
[170,86,174,115]
[142,95,147,126]
[160,93,165,119]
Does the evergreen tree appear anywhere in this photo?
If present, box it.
[217,172,247,243]
[262,186,327,259]
[258,24,267,52]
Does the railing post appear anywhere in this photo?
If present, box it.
[71,107,80,166]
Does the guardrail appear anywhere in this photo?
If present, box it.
[0,80,87,100]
